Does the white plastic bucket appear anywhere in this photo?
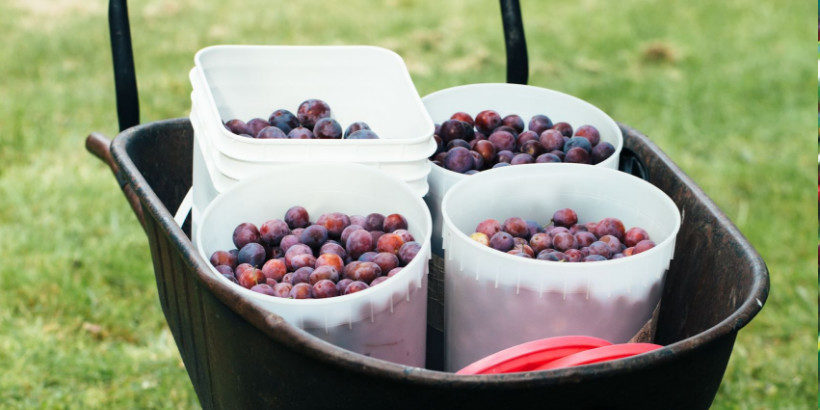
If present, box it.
[422,83,624,257]
[196,163,432,367]
[191,45,435,162]
[440,163,680,371]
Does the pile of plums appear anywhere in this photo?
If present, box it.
[470,208,655,262]
[223,99,379,140]
[209,206,421,299]
[430,110,615,173]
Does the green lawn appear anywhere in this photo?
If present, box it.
[0,0,814,407]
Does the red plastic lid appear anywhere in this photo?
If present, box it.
[534,343,663,371]
[456,336,612,375]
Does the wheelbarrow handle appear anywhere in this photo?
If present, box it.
[85,132,146,229]
[499,0,528,84]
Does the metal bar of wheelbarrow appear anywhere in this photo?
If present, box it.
[109,0,139,131]
[85,119,767,409]
[500,0,528,85]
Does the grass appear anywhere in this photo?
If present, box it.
[0,0,814,407]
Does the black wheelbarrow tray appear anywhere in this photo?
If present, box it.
[85,119,768,409]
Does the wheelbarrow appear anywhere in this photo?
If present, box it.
[85,1,769,408]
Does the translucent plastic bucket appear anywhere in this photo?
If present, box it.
[191,46,435,161]
[422,83,624,257]
[440,163,680,371]
[196,163,432,367]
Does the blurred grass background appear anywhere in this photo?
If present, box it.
[0,0,814,407]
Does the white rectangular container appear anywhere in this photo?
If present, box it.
[191,45,435,162]
[190,86,434,187]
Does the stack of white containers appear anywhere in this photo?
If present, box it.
[189,46,436,236]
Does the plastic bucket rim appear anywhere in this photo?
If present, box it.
[421,82,625,179]
[195,162,433,310]
[440,163,681,273]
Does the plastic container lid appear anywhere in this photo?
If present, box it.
[533,343,663,371]
[456,337,662,375]
[456,336,612,375]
